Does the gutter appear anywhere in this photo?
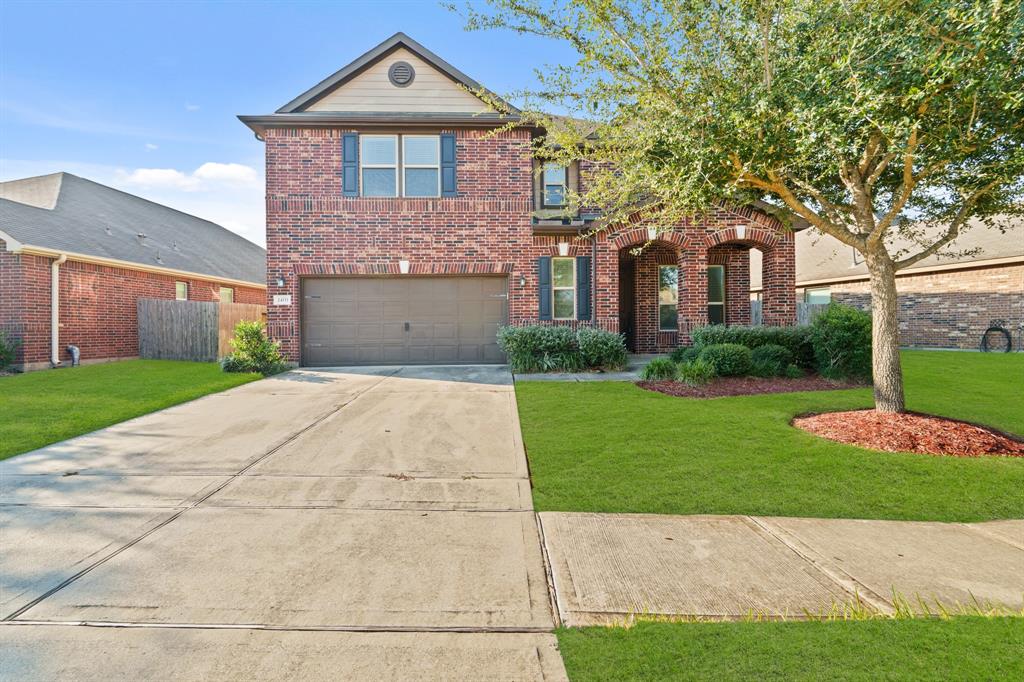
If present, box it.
[51,253,67,367]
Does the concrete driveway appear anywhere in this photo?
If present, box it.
[0,366,566,681]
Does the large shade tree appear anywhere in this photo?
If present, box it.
[458,0,1024,412]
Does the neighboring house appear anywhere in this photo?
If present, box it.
[750,220,1024,349]
[0,172,266,371]
[240,32,798,366]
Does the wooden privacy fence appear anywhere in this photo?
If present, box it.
[751,301,829,326]
[138,299,267,362]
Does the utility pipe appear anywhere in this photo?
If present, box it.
[50,253,66,366]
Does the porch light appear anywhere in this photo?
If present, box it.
[398,259,410,274]
[736,224,747,240]
[519,273,527,287]
[557,241,570,256]
[275,277,285,287]
[647,226,658,241]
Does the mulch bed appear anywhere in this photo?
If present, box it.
[637,375,865,399]
[793,409,1024,457]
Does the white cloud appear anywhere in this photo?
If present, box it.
[1,158,267,247]
[145,143,159,151]
[185,103,200,111]
[119,162,260,192]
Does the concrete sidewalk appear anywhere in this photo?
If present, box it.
[0,366,566,681]
[539,512,1024,626]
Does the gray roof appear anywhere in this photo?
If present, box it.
[0,173,265,285]
[751,216,1024,288]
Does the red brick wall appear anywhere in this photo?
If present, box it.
[821,263,1024,350]
[263,127,797,361]
[0,244,263,369]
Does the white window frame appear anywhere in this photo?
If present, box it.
[804,287,831,304]
[360,134,399,198]
[551,256,576,320]
[175,281,188,301]
[542,163,568,208]
[220,286,234,304]
[658,265,679,332]
[401,135,441,198]
[707,264,726,324]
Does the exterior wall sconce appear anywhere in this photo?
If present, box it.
[398,259,411,274]
[736,225,747,240]
[557,241,570,257]
[275,277,285,287]
[519,273,527,287]
[647,226,658,241]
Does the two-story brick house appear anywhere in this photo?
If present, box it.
[241,33,797,366]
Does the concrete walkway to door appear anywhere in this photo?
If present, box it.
[0,366,566,681]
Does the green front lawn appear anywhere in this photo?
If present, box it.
[0,360,259,460]
[516,350,1024,521]
[557,618,1024,681]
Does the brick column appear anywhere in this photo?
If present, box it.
[678,245,708,344]
[762,232,797,325]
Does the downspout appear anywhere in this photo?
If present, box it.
[51,254,67,367]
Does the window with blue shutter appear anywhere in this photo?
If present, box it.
[440,133,457,197]
[342,133,359,197]
[537,257,552,320]
[576,256,592,321]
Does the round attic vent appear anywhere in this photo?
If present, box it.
[388,61,415,87]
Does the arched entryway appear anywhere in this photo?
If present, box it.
[613,228,690,353]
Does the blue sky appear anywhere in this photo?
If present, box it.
[0,0,575,245]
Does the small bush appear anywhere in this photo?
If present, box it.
[669,346,701,364]
[0,330,20,370]
[810,304,872,379]
[222,320,286,376]
[677,358,716,386]
[577,327,628,370]
[698,343,753,376]
[498,325,627,373]
[692,325,814,368]
[784,363,804,379]
[750,344,794,377]
[640,357,678,381]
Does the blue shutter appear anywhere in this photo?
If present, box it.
[576,256,592,321]
[537,257,552,320]
[342,133,359,197]
[440,133,457,197]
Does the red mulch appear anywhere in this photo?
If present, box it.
[637,375,865,399]
[794,410,1024,457]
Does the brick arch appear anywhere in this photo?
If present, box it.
[704,226,779,249]
[612,228,690,250]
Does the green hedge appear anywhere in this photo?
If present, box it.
[698,343,754,376]
[690,324,815,368]
[810,304,873,379]
[497,325,628,373]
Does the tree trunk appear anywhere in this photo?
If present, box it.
[866,255,905,413]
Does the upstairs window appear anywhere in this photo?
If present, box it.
[360,135,399,197]
[707,265,725,325]
[542,164,567,208]
[175,281,188,301]
[659,266,679,331]
[552,257,576,319]
[402,135,440,197]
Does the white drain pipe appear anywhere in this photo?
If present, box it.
[51,253,67,366]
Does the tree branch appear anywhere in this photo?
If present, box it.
[893,179,998,269]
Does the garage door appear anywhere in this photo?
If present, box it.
[302,277,508,366]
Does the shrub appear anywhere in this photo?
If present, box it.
[497,325,628,373]
[784,363,804,379]
[577,326,628,370]
[691,325,814,368]
[0,330,20,370]
[698,343,753,376]
[750,344,793,377]
[810,304,872,379]
[677,358,716,386]
[222,321,286,376]
[640,357,678,381]
[669,346,700,364]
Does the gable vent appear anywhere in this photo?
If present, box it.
[388,61,415,88]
